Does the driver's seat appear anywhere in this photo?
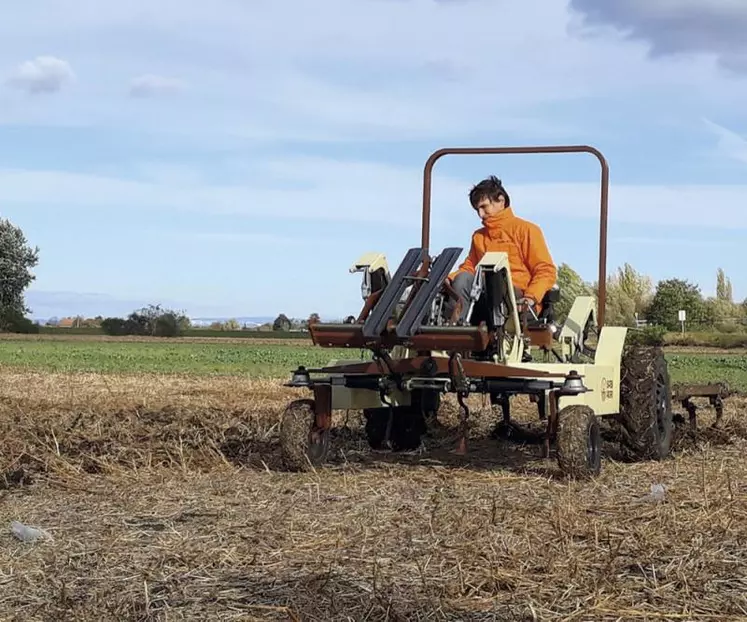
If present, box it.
[531,284,560,326]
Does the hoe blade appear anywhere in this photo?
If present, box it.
[395,247,463,337]
[362,247,424,339]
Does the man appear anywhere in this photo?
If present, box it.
[446,175,557,323]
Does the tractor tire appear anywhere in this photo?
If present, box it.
[556,405,602,478]
[279,399,330,471]
[363,406,426,451]
[618,345,673,461]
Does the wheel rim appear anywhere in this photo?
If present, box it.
[307,426,329,461]
[654,365,669,440]
[587,423,600,469]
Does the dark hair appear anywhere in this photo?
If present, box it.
[469,175,510,208]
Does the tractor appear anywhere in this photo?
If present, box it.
[277,145,720,477]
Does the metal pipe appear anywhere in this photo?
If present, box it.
[417,324,488,335]
[422,145,610,327]
[483,379,560,393]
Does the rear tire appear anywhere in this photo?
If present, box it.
[279,399,330,471]
[618,345,673,461]
[556,405,602,478]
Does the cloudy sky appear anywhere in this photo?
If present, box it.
[2,0,746,320]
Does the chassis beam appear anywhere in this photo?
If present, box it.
[317,355,569,379]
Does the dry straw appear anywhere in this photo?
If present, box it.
[2,368,747,620]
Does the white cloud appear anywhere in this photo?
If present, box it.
[569,0,747,75]
[157,231,305,245]
[0,160,431,226]
[1,158,746,231]
[1,1,744,315]
[612,236,736,248]
[135,163,206,186]
[5,56,75,94]
[129,74,186,98]
[703,118,747,165]
[472,181,747,238]
[0,0,744,142]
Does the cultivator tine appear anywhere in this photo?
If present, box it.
[362,247,424,339]
[395,247,463,338]
[672,383,731,431]
[455,393,469,454]
[712,395,724,427]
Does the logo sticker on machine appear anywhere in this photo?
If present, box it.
[600,377,614,401]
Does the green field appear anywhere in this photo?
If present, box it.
[0,338,360,377]
[37,326,304,339]
[0,336,745,390]
[35,326,747,348]
[666,353,747,389]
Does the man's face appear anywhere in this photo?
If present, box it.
[474,195,505,221]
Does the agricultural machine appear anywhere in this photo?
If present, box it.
[279,145,731,477]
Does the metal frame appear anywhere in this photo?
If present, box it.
[303,145,615,401]
[420,145,609,327]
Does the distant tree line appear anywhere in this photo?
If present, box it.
[557,264,747,333]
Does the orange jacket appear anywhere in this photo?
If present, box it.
[450,207,557,304]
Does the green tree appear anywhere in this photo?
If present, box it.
[705,297,735,324]
[615,263,653,316]
[597,263,655,327]
[223,318,240,331]
[708,268,741,331]
[646,278,711,331]
[132,304,190,337]
[604,276,637,327]
[273,313,292,331]
[555,263,594,323]
[101,304,190,337]
[0,218,39,331]
[716,268,733,302]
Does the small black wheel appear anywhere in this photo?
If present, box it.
[363,407,390,450]
[618,345,673,461]
[279,399,330,471]
[415,389,441,420]
[556,405,602,478]
[363,406,426,451]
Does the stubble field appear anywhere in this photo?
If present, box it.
[1,334,747,621]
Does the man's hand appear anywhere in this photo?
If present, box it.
[516,297,536,312]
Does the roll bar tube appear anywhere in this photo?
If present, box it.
[421,145,609,327]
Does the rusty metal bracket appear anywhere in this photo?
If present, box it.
[672,383,731,432]
[449,352,471,454]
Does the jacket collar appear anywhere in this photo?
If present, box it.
[481,207,515,238]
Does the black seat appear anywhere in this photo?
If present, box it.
[535,285,560,324]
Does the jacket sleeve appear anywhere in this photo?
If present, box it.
[520,223,557,303]
[449,232,481,280]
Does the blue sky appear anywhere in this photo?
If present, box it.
[1,0,746,320]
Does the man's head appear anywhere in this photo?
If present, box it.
[469,175,510,221]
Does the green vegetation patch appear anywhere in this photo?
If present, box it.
[0,339,361,377]
[0,338,745,391]
[666,353,747,391]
